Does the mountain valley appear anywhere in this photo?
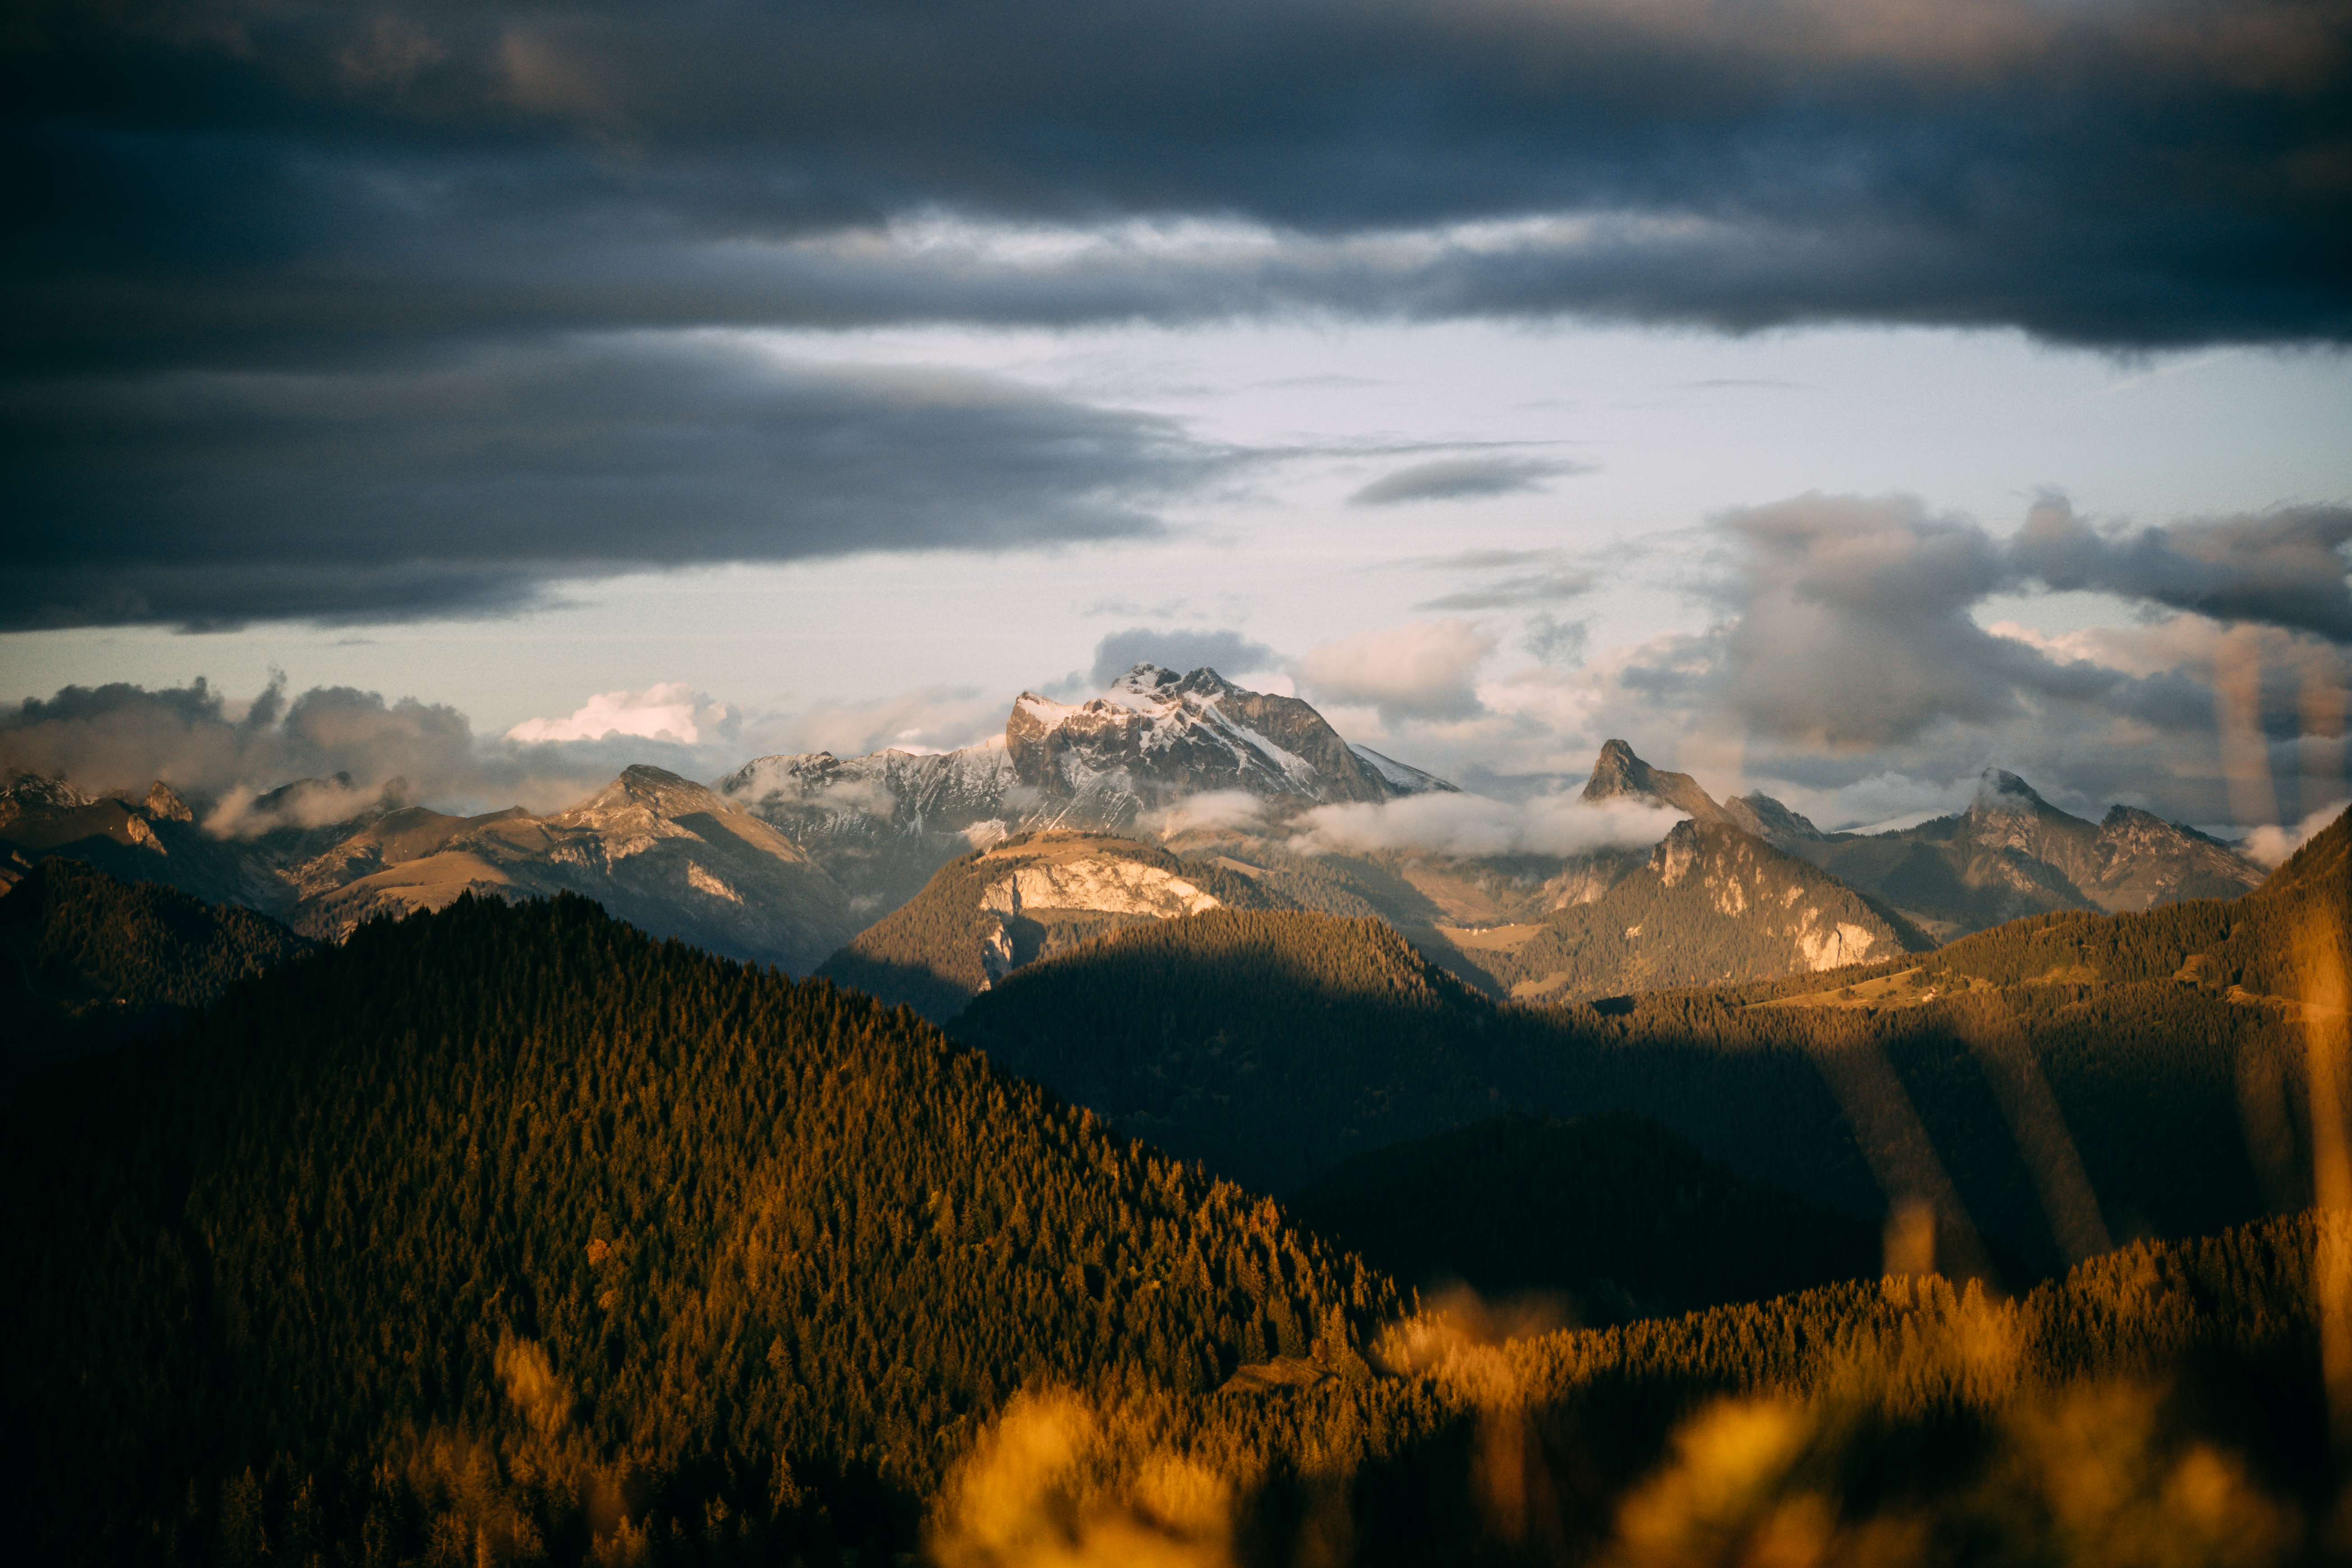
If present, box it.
[3,653,2345,1561]
[7,823,2347,1563]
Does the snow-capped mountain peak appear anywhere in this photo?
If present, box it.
[715,664,1457,912]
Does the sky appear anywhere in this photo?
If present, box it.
[4,0,2350,843]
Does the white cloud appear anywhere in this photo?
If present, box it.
[1287,790,1683,859]
[1293,618,1496,721]
[731,686,1008,761]
[2241,798,2350,870]
[204,776,385,840]
[1139,789,1269,837]
[505,682,735,745]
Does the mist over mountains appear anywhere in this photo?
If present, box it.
[1,662,2282,1012]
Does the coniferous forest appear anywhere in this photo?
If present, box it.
[6,809,2351,1564]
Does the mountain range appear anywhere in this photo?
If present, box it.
[1589,745,2269,936]
[1,763,851,973]
[5,692,2345,1563]
[0,662,2272,1008]
[714,662,1453,914]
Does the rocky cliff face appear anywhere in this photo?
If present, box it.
[816,829,1288,1021]
[1583,749,2266,939]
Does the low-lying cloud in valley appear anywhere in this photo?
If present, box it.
[1288,791,1684,860]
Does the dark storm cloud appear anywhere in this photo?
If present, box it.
[6,0,2349,628]
[1605,492,2350,823]
[2,339,1222,630]
[1088,628,1283,688]
[7,0,2348,363]
[2013,499,2352,643]
[1349,456,1592,507]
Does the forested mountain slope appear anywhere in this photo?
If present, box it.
[1287,1110,1886,1324]
[0,856,311,1087]
[4,892,1394,1564]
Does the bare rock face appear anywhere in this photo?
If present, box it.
[1433,817,1929,1005]
[817,829,1281,1022]
[142,781,195,823]
[1580,739,1729,824]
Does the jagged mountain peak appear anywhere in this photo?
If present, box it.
[2,769,92,815]
[1969,767,2069,818]
[1098,661,1236,711]
[719,668,1453,919]
[1579,739,1726,822]
[1006,666,1396,820]
[143,780,195,823]
[1723,793,1825,846]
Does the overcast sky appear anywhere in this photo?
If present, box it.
[4,0,2349,837]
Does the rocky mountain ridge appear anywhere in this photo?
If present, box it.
[1422,816,1930,1002]
[1,763,854,974]
[719,663,1457,913]
[1574,747,2265,940]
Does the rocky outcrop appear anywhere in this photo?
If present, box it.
[1580,739,1729,823]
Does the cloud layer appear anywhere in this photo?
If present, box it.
[13,0,2347,356]
[5,342,1220,630]
[6,0,2347,629]
[1294,619,1497,722]
[1289,791,1684,859]
[1350,456,1589,507]
[0,676,728,824]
